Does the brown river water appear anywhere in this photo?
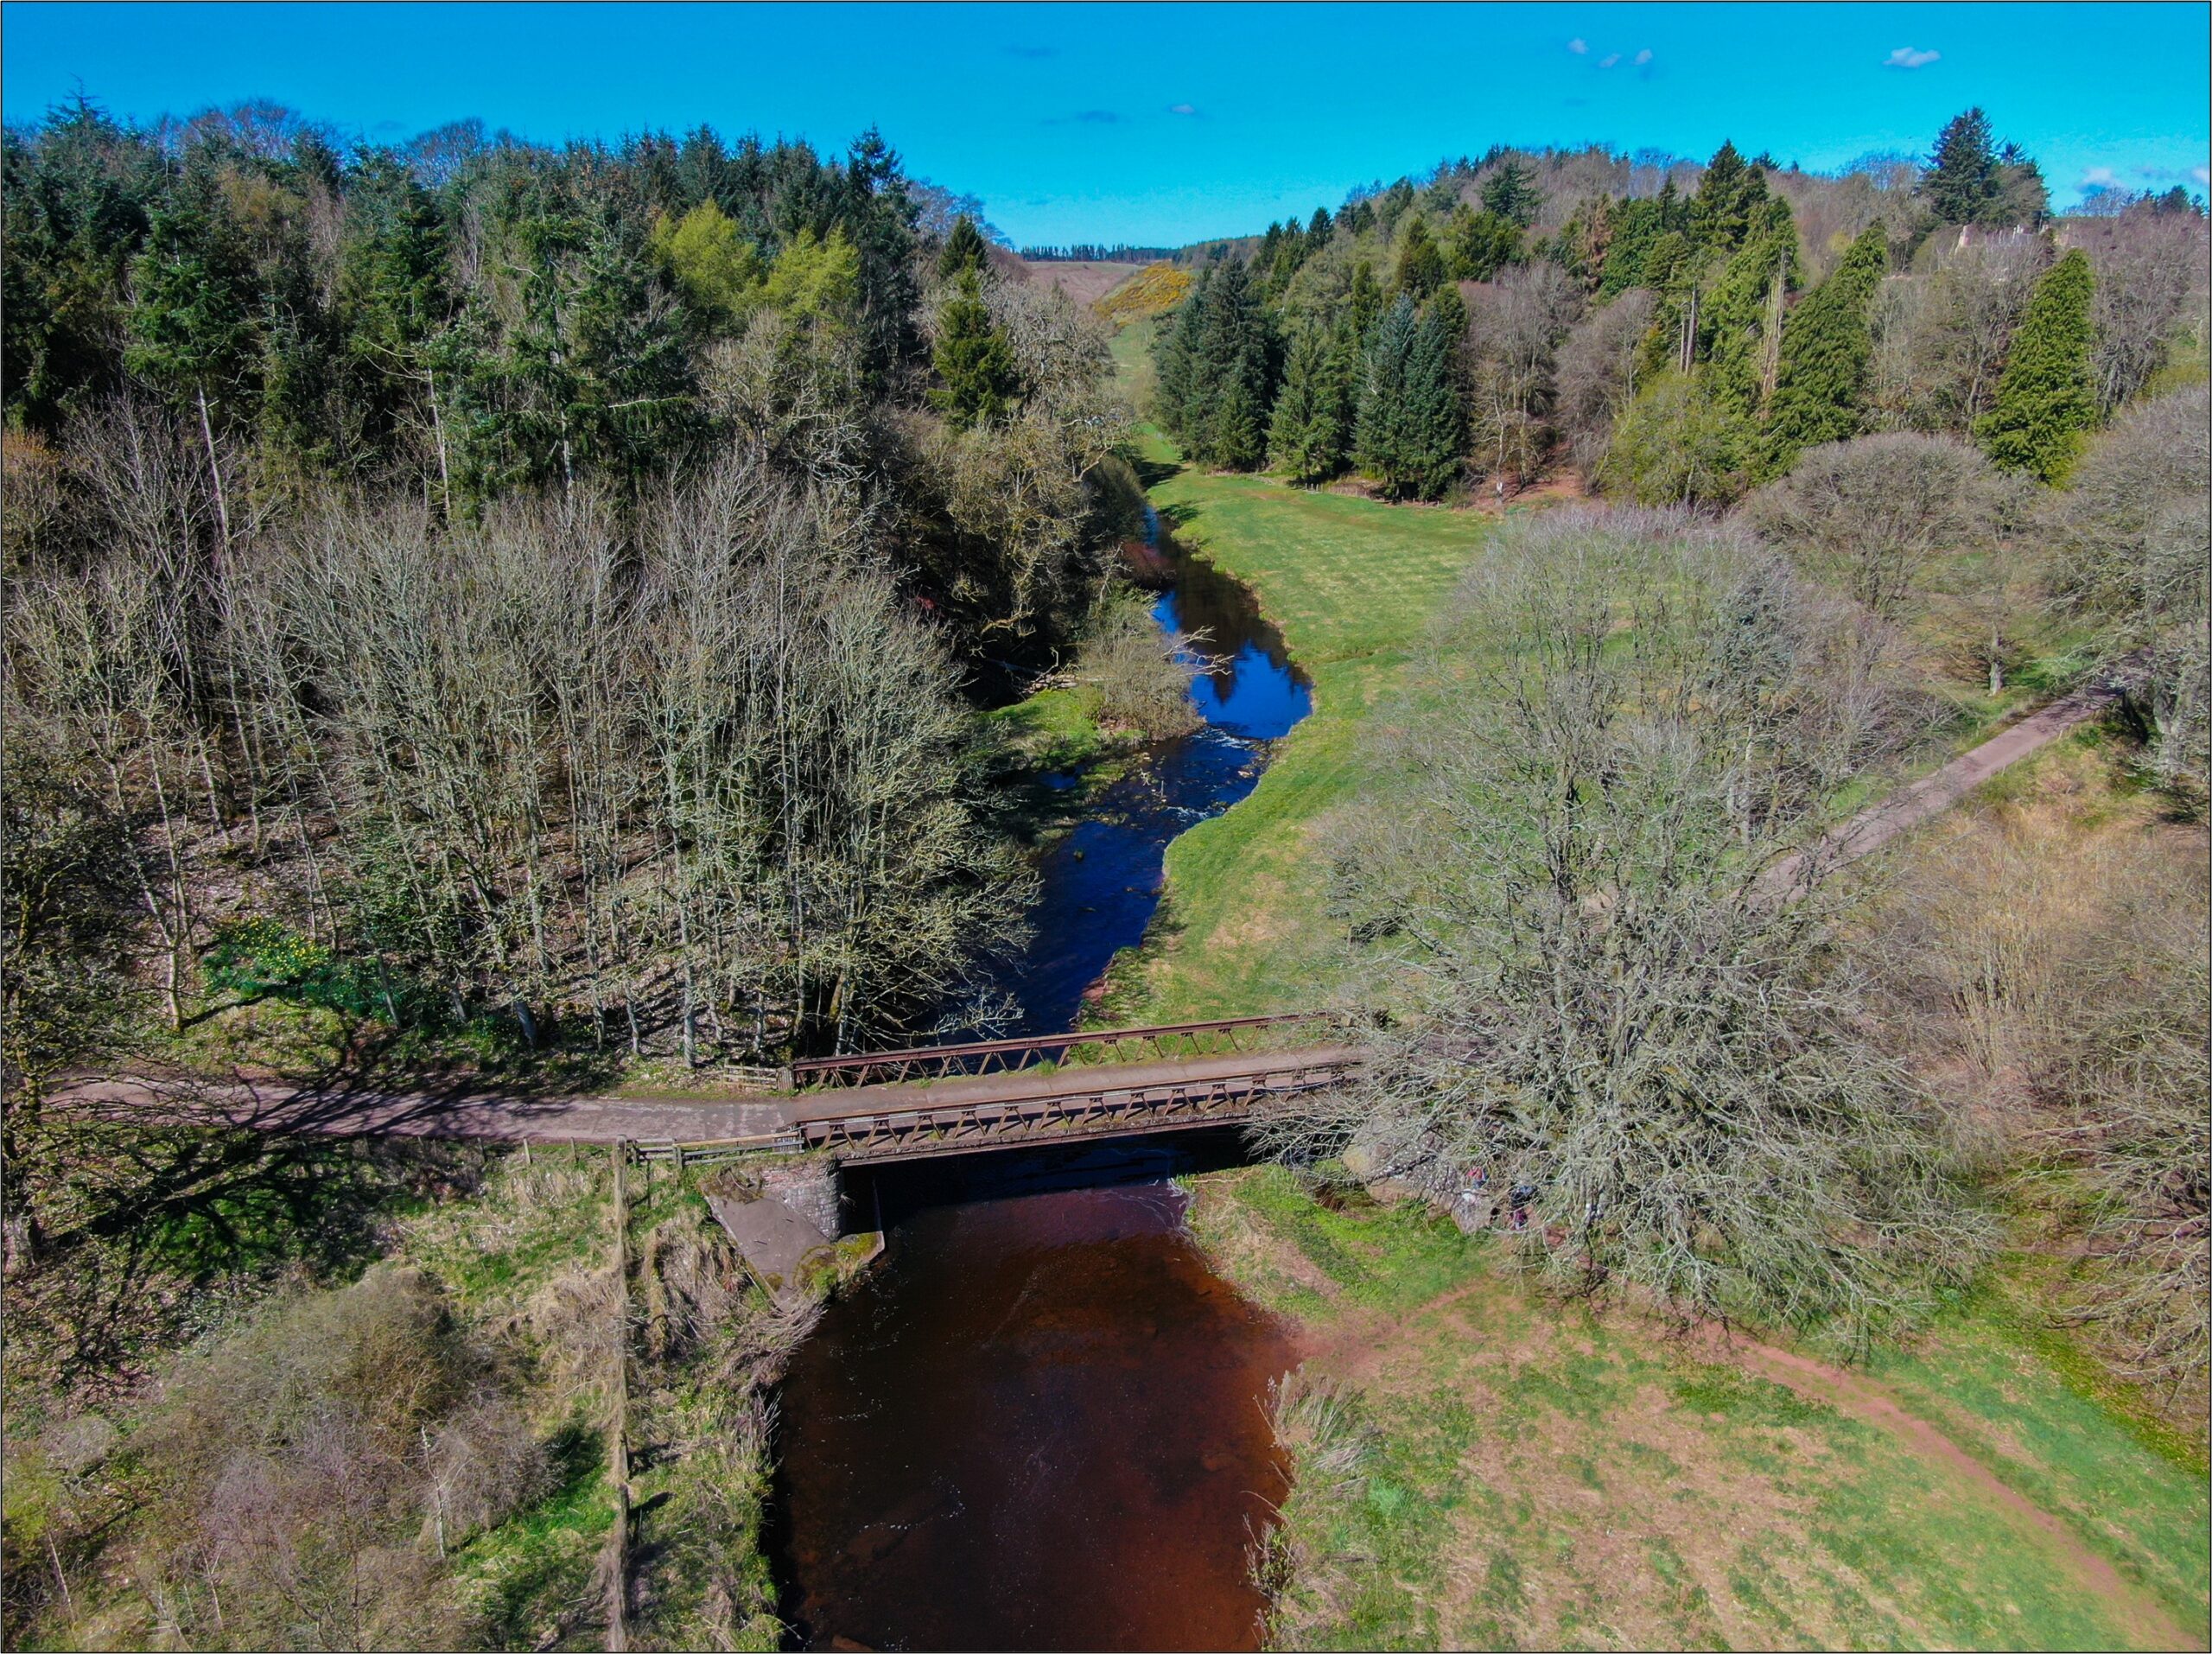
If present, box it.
[769,543,1312,1651]
[773,1139,1300,1651]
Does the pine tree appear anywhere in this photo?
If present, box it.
[1689,141,1767,254]
[1306,205,1334,247]
[1355,296,1414,492]
[1761,221,1888,479]
[1393,217,1447,299]
[127,171,260,428]
[1152,264,1212,437]
[938,214,989,280]
[126,166,262,543]
[843,125,923,382]
[1402,290,1468,498]
[1446,207,1525,282]
[1269,323,1353,483]
[1701,194,1798,423]
[1346,260,1383,345]
[930,268,1019,430]
[1636,229,1699,380]
[1923,108,2001,226]
[1974,248,2097,482]
[1478,160,1542,228]
[1599,186,1675,297]
[1213,367,1268,472]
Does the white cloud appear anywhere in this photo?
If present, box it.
[1633,48,1653,65]
[1599,52,1621,68]
[1567,36,1588,54]
[2196,165,2211,187]
[2080,165,2120,188]
[1167,103,1198,116]
[1883,46,1941,69]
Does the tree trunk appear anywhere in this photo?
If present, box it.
[195,385,232,574]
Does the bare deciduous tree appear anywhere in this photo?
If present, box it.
[2049,385,2210,802]
[1742,431,2025,624]
[1284,507,1984,1338]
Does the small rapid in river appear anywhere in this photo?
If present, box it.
[771,531,1314,1651]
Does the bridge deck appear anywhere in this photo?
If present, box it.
[54,1043,1366,1161]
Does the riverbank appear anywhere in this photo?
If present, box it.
[1097,425,1487,1023]
[1089,324,2207,1648]
[1,1142,828,1651]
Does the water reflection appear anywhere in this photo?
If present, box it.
[774,1134,1297,1652]
[976,537,1313,1036]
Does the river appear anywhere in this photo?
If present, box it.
[772,532,1313,1651]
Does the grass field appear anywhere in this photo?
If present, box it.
[1189,1164,2209,1652]
[1097,415,1486,1022]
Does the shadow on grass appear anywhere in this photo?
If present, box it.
[461,1421,611,1650]
[1132,454,1185,490]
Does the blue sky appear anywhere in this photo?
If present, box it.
[3,3,2206,245]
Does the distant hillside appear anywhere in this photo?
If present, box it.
[1023,258,1150,310]
[1094,263,1194,327]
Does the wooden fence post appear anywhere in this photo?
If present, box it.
[607,1140,631,1652]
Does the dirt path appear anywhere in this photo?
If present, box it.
[1272,1251,2196,1651]
[1766,684,2118,889]
[1698,1325,2199,1651]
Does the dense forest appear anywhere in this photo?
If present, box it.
[1149,109,2209,786]
[3,96,1156,1104]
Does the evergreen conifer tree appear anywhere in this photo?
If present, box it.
[1923,109,2001,226]
[1761,220,1888,479]
[929,268,1019,430]
[1974,248,2097,482]
[1346,260,1383,345]
[1402,290,1468,498]
[1599,187,1675,297]
[1268,325,1340,482]
[1446,207,1525,282]
[1393,217,1447,299]
[1356,294,1467,498]
[1689,142,1767,254]
[1701,194,1798,423]
[127,173,260,429]
[1212,367,1268,472]
[1636,229,1699,380]
[1151,264,1212,438]
[1306,206,1334,246]
[1478,160,1542,227]
[938,214,989,280]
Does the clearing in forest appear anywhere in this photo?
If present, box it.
[1101,325,1486,1022]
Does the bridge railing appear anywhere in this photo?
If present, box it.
[787,1011,1338,1089]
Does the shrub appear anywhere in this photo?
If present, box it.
[1743,432,2021,618]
